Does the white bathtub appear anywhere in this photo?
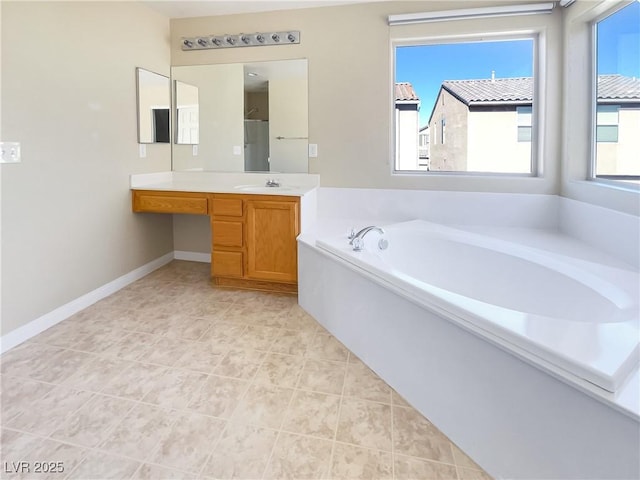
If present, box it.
[316,219,640,393]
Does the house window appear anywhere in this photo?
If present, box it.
[596,105,619,143]
[517,106,532,142]
[394,36,536,173]
[592,2,640,181]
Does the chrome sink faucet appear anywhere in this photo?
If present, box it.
[349,226,388,251]
[265,178,280,187]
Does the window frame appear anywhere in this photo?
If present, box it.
[588,2,640,186]
[391,32,541,177]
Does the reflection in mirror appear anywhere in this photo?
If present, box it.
[171,59,308,172]
[175,81,199,145]
[136,68,170,144]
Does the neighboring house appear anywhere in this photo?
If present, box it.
[595,74,640,177]
[395,82,425,170]
[427,74,640,174]
[418,125,430,167]
[428,75,533,173]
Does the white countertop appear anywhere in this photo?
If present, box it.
[130,171,320,197]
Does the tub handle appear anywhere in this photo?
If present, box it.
[378,238,389,250]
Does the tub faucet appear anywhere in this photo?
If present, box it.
[350,226,388,251]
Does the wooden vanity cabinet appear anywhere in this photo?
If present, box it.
[246,199,299,284]
[132,189,301,293]
[132,190,209,215]
[210,194,300,293]
[211,196,244,279]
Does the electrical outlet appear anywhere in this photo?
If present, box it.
[193,145,199,156]
[139,144,147,158]
[0,142,21,163]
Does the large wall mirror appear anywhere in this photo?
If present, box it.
[136,68,170,143]
[171,59,308,173]
[175,81,199,145]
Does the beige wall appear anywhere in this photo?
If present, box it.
[171,1,561,194]
[1,1,173,335]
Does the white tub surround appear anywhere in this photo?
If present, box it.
[317,220,639,397]
[130,171,319,197]
[298,187,640,480]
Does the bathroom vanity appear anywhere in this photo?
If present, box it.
[130,172,319,293]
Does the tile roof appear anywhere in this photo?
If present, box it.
[442,77,532,105]
[395,82,419,101]
[598,74,640,101]
[441,75,640,106]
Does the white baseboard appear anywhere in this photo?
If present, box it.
[174,251,211,263]
[0,252,174,354]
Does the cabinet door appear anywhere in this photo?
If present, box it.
[245,199,299,283]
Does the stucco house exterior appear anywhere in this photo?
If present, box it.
[427,75,533,173]
[426,74,640,175]
[595,74,640,178]
[394,82,425,170]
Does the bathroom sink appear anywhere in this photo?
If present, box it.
[233,184,296,192]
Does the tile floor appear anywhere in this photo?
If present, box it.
[0,261,491,480]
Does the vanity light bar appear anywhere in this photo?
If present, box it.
[181,31,300,50]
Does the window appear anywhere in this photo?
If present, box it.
[596,105,619,142]
[592,2,640,181]
[517,106,532,142]
[394,37,535,174]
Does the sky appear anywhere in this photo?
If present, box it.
[396,1,640,128]
[597,1,640,78]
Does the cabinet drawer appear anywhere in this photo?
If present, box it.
[212,251,243,278]
[133,191,208,215]
[212,197,243,217]
[212,221,243,247]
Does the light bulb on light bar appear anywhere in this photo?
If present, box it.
[180,31,300,50]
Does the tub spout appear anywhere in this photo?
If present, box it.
[350,226,387,251]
